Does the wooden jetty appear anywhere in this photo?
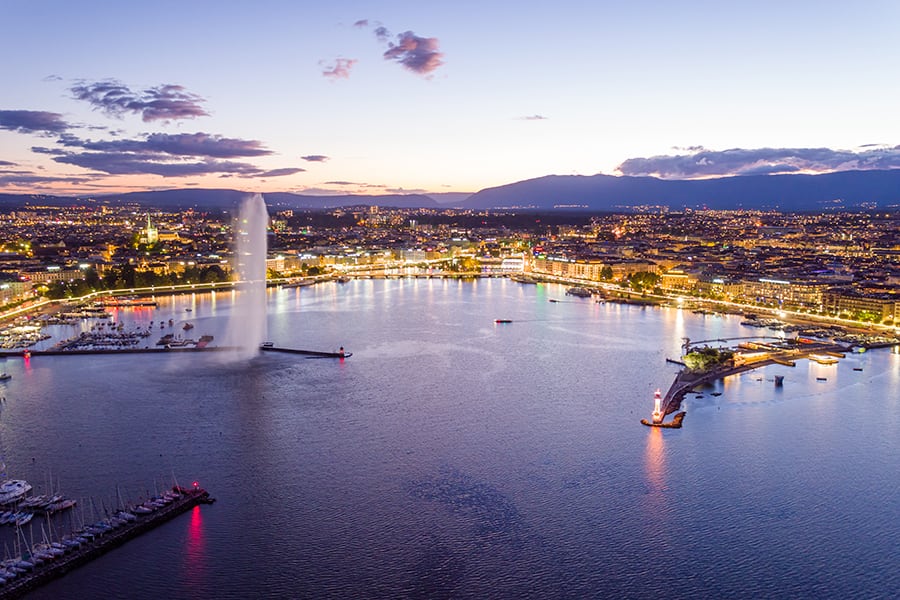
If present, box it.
[0,485,214,599]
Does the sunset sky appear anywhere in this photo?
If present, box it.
[2,0,899,197]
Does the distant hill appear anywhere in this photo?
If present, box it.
[3,169,900,212]
[462,170,900,211]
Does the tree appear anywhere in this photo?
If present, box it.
[683,347,734,373]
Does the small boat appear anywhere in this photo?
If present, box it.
[185,308,192,312]
[0,373,10,382]
[816,377,827,381]
[494,319,513,324]
[852,367,863,371]
[566,287,592,298]
[183,323,194,330]
[809,354,839,365]
[549,299,559,303]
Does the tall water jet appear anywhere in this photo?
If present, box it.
[222,193,268,358]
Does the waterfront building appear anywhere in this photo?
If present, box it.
[740,278,831,310]
[822,288,899,321]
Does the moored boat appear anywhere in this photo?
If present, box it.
[566,287,592,298]
[0,480,32,505]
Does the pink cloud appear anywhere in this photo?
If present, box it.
[321,58,358,79]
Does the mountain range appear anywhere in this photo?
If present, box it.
[2,169,900,212]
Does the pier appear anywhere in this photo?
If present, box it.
[259,344,350,358]
[649,337,851,426]
[0,485,214,599]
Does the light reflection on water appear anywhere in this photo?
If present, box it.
[1,279,896,599]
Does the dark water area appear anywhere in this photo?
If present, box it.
[1,279,897,598]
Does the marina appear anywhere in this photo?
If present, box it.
[0,484,214,599]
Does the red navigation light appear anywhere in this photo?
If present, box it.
[193,481,199,488]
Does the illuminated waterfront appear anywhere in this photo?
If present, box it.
[1,279,897,598]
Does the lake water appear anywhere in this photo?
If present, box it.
[1,279,897,599]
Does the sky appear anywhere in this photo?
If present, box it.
[2,0,899,197]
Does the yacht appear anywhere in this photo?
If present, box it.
[0,480,32,505]
[566,287,593,298]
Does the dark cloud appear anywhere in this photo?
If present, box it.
[43,74,63,82]
[255,167,306,178]
[383,31,444,75]
[0,160,16,166]
[301,155,329,162]
[0,172,90,187]
[616,146,900,178]
[324,180,357,186]
[70,79,208,122]
[53,152,268,177]
[373,26,391,42]
[386,187,427,194]
[31,146,68,156]
[354,19,369,27]
[518,114,548,121]
[58,132,270,158]
[0,110,70,134]
[321,58,357,79]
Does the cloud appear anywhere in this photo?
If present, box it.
[321,58,357,79]
[373,26,392,42]
[301,154,329,162]
[354,19,369,27]
[324,180,357,186]
[31,146,68,156]
[52,151,273,177]
[70,79,209,122]
[58,132,271,158]
[383,31,444,75]
[0,160,16,166]
[0,110,70,134]
[616,146,900,178]
[385,187,427,194]
[0,172,90,187]
[518,114,548,121]
[255,167,305,178]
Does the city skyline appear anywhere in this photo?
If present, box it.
[2,0,900,197]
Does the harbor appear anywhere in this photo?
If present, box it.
[646,336,858,426]
[0,484,214,599]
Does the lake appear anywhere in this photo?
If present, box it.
[1,279,897,598]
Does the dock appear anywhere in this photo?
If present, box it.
[0,485,214,599]
[259,344,351,358]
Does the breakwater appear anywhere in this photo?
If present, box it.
[0,486,214,599]
[259,345,351,358]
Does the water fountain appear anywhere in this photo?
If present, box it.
[221,193,268,358]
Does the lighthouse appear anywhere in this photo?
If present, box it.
[651,389,663,423]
